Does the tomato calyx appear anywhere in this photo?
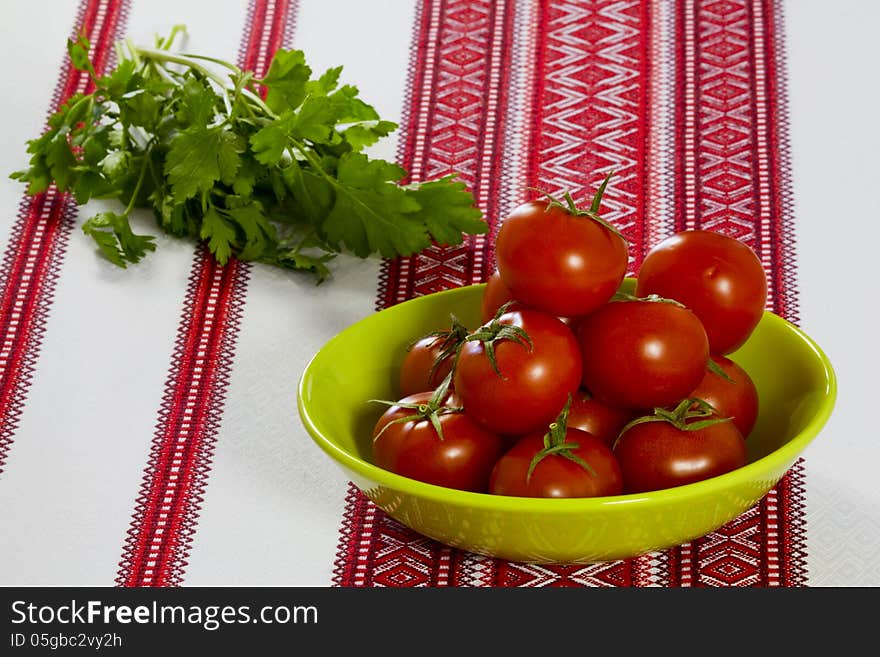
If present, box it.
[526,396,598,483]
[706,358,736,383]
[463,301,532,378]
[407,313,470,381]
[613,398,733,449]
[371,373,462,442]
[526,171,628,244]
[610,291,685,307]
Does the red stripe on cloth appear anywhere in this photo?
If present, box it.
[115,0,296,588]
[526,0,652,272]
[759,0,799,323]
[665,0,805,588]
[334,0,521,587]
[334,0,805,587]
[376,0,515,308]
[489,0,653,587]
[116,253,250,587]
[0,0,129,475]
[335,0,655,588]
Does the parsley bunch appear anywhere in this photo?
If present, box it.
[11,27,487,281]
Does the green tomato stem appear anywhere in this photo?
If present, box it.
[526,395,597,482]
[613,397,733,449]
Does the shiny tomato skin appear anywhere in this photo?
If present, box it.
[481,270,518,323]
[614,419,747,493]
[636,230,767,354]
[453,309,582,435]
[482,269,581,329]
[489,429,623,498]
[577,300,710,410]
[690,355,759,438]
[399,335,454,396]
[495,200,628,318]
[372,392,503,493]
[568,389,636,447]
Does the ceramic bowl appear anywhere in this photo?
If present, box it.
[297,283,836,563]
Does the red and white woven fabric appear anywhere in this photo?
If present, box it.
[0,0,874,587]
[338,0,803,588]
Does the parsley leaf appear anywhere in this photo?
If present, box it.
[261,48,311,114]
[82,211,157,267]
[200,206,236,263]
[323,153,423,258]
[407,176,487,246]
[166,125,245,200]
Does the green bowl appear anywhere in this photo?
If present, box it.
[297,283,837,563]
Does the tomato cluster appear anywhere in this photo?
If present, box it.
[372,177,766,498]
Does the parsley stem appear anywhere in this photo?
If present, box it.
[134,47,229,87]
[114,40,126,66]
[241,88,276,117]
[148,59,180,87]
[124,37,142,67]
[123,152,151,216]
[177,52,243,75]
[157,24,187,51]
[133,47,277,120]
[176,53,273,115]
[59,95,93,130]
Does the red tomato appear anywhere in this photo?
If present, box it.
[636,230,767,354]
[453,308,582,435]
[399,335,454,396]
[577,299,710,409]
[494,193,628,318]
[690,355,759,438]
[490,429,622,498]
[372,391,503,493]
[614,401,748,493]
[481,269,518,323]
[398,318,468,396]
[568,389,636,448]
[482,269,580,329]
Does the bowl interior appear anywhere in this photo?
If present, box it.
[299,283,836,488]
[299,286,485,467]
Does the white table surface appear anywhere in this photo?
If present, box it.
[0,0,876,587]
